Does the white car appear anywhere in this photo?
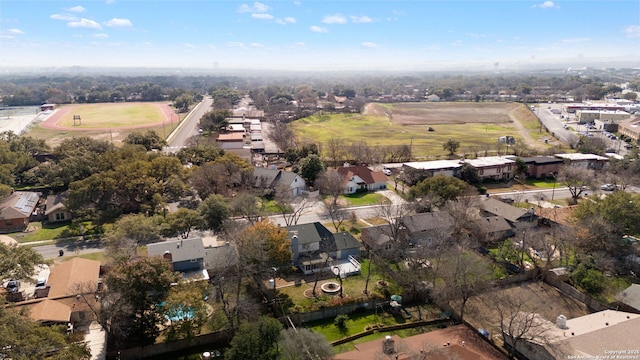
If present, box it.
[600,184,615,191]
[383,168,392,176]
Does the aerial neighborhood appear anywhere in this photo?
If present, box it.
[2,67,640,360]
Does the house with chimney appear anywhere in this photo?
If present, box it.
[336,165,388,194]
[147,238,209,281]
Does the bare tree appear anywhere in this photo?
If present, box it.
[325,138,346,167]
[557,164,594,201]
[324,200,346,232]
[495,291,556,359]
[274,185,313,226]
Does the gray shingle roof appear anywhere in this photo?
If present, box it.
[616,284,640,311]
[147,238,205,263]
[402,211,453,234]
[472,216,512,234]
[480,198,533,223]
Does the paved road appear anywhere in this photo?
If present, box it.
[34,239,103,259]
[535,104,579,146]
[165,96,213,152]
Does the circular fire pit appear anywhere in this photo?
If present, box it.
[321,282,341,295]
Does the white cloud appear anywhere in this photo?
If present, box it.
[450,40,463,47]
[106,0,116,3]
[250,43,264,47]
[562,37,591,43]
[310,26,328,33]
[322,14,347,24]
[361,42,378,48]
[67,18,102,30]
[94,33,109,38]
[67,6,86,13]
[226,41,245,47]
[292,41,305,47]
[465,33,485,38]
[536,1,558,9]
[184,43,196,48]
[623,25,640,38]
[237,2,270,13]
[293,1,301,5]
[251,13,274,20]
[7,28,25,35]
[50,13,77,21]
[104,18,133,28]
[276,17,296,25]
[351,15,373,24]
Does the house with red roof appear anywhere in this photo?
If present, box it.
[336,165,388,194]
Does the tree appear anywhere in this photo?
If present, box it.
[495,290,553,359]
[231,192,263,225]
[163,280,211,341]
[224,316,282,360]
[173,93,193,113]
[458,163,480,185]
[0,242,47,280]
[298,154,325,186]
[198,194,232,232]
[557,164,593,201]
[0,305,91,360]
[104,213,163,262]
[123,130,167,151]
[200,109,232,132]
[279,328,334,360]
[273,185,313,226]
[240,219,292,270]
[104,256,181,348]
[442,138,460,157]
[409,174,467,207]
[316,169,344,207]
[163,208,203,239]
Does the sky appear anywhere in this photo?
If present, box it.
[0,0,639,71]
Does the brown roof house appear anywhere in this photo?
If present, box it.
[45,192,71,223]
[336,165,388,194]
[0,191,40,233]
[479,197,537,229]
[470,216,514,245]
[47,258,101,299]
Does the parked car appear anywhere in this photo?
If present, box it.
[6,279,20,293]
[383,168,392,176]
[600,183,616,191]
[35,278,47,289]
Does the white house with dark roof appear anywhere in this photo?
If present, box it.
[253,167,306,196]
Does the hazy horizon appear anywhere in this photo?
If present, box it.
[1,0,639,72]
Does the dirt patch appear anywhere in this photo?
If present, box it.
[0,235,17,246]
[457,282,589,345]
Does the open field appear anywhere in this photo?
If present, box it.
[292,102,558,159]
[26,102,182,146]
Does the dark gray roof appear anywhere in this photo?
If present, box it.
[253,168,299,188]
[480,198,533,223]
[472,216,512,234]
[285,222,360,252]
[361,225,393,247]
[402,211,453,234]
[285,222,334,246]
[514,156,564,165]
[333,231,361,251]
[147,238,205,263]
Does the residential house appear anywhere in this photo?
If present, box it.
[402,160,462,183]
[479,197,537,229]
[555,153,609,170]
[614,284,640,314]
[45,192,71,223]
[470,216,514,244]
[537,205,577,228]
[336,165,388,194]
[147,238,209,280]
[0,191,40,233]
[253,167,306,196]
[503,310,640,360]
[361,211,454,259]
[203,242,238,274]
[513,156,563,179]
[285,222,361,276]
[46,258,101,299]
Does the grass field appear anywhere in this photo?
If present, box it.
[292,102,556,159]
[27,104,183,146]
[55,103,166,129]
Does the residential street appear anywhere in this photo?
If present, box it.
[164,96,213,152]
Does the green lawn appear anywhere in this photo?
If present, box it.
[340,192,389,206]
[10,222,71,243]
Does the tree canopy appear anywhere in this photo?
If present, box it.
[224,316,282,360]
[409,174,468,206]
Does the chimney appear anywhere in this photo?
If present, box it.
[382,335,395,355]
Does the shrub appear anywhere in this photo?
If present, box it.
[334,314,349,330]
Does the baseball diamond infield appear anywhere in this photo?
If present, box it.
[40,102,177,131]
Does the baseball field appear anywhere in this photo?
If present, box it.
[292,102,557,159]
[28,102,181,146]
